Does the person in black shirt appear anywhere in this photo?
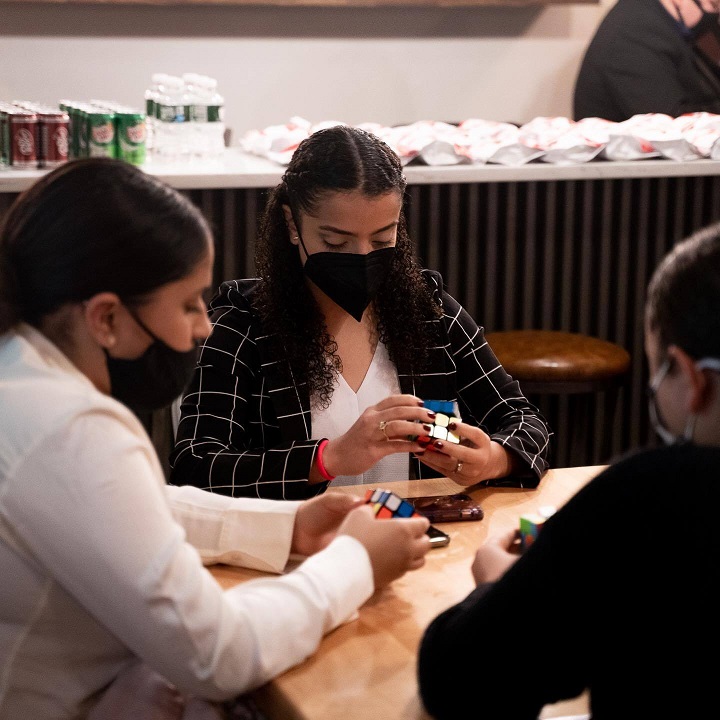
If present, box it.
[574,0,720,121]
[418,222,720,719]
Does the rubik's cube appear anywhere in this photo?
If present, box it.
[519,506,556,551]
[418,399,461,446]
[364,488,422,519]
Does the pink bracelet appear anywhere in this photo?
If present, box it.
[316,439,336,481]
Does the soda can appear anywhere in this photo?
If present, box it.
[9,110,39,168]
[73,105,90,159]
[87,110,116,158]
[115,112,147,165]
[0,103,13,168]
[38,110,70,168]
[59,101,78,159]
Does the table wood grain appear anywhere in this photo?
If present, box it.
[211,466,605,719]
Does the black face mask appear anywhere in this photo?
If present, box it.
[296,234,396,322]
[104,310,200,413]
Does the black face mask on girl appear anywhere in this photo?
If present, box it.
[104,309,200,413]
[296,233,396,322]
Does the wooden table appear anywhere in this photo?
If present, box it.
[211,466,605,719]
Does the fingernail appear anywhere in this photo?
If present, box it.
[448,421,457,431]
[433,440,444,450]
[422,424,433,433]
[427,411,436,419]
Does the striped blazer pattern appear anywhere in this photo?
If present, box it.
[169,270,552,499]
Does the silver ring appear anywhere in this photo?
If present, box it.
[455,460,464,474]
[378,420,390,440]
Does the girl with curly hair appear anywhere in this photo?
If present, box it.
[170,125,551,499]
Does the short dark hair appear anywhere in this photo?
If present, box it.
[646,222,720,360]
[0,158,210,334]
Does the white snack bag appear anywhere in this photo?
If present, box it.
[672,112,720,158]
[602,113,672,160]
[456,119,523,164]
[540,117,615,165]
[240,116,311,165]
[388,120,466,165]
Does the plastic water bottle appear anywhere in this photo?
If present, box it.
[181,72,203,161]
[143,73,166,152]
[154,74,188,162]
[184,73,225,162]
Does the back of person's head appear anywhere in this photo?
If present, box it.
[0,158,210,335]
[646,223,720,359]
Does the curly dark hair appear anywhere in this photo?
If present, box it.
[254,125,442,409]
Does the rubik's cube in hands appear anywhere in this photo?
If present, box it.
[364,488,422,518]
[418,399,461,446]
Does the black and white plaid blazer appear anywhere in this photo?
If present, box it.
[169,270,552,499]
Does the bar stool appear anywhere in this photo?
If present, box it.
[485,330,631,467]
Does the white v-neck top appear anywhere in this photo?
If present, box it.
[312,341,410,486]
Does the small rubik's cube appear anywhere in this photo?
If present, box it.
[364,488,422,519]
[519,505,556,551]
[418,399,461,446]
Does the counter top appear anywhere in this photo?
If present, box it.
[3,149,720,191]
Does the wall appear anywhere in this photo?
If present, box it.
[1,0,611,140]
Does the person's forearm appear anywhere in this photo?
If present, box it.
[166,484,299,571]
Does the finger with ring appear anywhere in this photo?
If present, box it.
[378,420,390,440]
[455,460,464,474]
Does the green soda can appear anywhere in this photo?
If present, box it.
[87,110,116,158]
[59,102,76,159]
[76,106,90,158]
[0,104,10,168]
[115,112,147,165]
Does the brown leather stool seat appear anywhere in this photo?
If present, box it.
[485,330,631,466]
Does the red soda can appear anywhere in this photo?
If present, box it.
[9,110,39,168]
[38,111,70,168]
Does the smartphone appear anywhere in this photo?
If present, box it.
[409,493,484,523]
[364,487,451,549]
[426,524,451,548]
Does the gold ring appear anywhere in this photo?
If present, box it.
[455,460,464,474]
[378,420,390,440]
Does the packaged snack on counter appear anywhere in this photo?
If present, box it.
[602,113,672,161]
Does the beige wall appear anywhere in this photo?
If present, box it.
[0,0,612,141]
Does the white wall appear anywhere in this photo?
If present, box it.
[0,0,612,142]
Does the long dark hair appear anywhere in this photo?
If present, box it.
[646,222,720,360]
[0,158,210,334]
[254,125,441,409]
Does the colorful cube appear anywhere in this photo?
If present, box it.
[365,488,421,519]
[416,399,461,445]
[519,505,556,551]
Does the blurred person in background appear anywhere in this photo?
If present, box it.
[574,0,720,121]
